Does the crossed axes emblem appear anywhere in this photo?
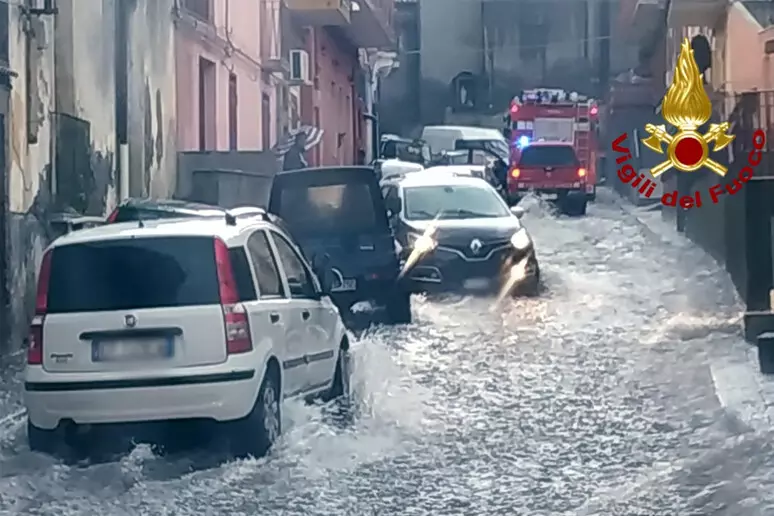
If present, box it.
[641,122,734,177]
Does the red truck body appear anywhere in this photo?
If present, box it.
[505,90,599,202]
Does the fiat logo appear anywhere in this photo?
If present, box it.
[470,239,482,254]
[124,314,137,328]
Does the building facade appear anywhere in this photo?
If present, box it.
[0,0,178,356]
[282,0,395,165]
[417,0,610,125]
[175,0,279,152]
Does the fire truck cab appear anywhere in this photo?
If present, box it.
[505,89,599,210]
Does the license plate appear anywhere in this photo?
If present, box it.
[541,193,558,200]
[92,338,173,362]
[332,278,357,292]
[463,278,491,290]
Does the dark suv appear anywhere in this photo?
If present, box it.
[269,166,412,324]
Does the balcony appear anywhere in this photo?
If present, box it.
[629,0,667,42]
[667,0,726,28]
[286,0,351,26]
[344,0,395,48]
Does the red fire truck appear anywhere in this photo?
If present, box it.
[505,89,600,205]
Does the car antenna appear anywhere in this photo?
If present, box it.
[225,211,237,226]
[136,210,145,228]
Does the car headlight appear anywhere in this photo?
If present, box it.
[407,231,437,254]
[510,228,531,250]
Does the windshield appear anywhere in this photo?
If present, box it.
[47,236,220,313]
[277,183,381,233]
[518,145,579,166]
[403,184,510,220]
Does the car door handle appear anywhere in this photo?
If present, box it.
[301,310,310,321]
[270,313,280,324]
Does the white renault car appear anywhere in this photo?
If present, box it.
[24,211,350,457]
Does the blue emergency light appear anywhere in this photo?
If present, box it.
[517,135,530,148]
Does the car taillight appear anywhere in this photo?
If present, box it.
[106,208,119,223]
[28,250,52,365]
[510,168,520,178]
[577,168,587,178]
[214,238,252,354]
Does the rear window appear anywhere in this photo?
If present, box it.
[277,183,381,234]
[47,236,220,313]
[518,145,579,167]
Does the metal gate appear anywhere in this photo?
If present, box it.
[176,150,279,209]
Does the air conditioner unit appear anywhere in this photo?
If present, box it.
[289,49,311,85]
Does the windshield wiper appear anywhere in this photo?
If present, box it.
[409,210,438,219]
[443,209,497,218]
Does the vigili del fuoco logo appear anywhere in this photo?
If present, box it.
[612,38,766,209]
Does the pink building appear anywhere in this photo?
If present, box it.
[175,0,279,152]
[286,0,395,167]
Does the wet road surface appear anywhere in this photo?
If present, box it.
[1,189,772,515]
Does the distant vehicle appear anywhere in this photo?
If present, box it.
[269,166,412,324]
[377,159,425,182]
[106,198,227,223]
[505,88,600,201]
[106,198,295,232]
[381,172,540,296]
[508,141,588,216]
[420,125,508,157]
[379,134,431,166]
[48,214,106,240]
[24,214,350,458]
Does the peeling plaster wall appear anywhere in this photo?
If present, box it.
[7,5,55,352]
[3,0,178,353]
[127,0,177,197]
[55,0,117,214]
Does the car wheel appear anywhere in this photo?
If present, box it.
[561,197,587,216]
[227,368,281,458]
[325,348,351,401]
[27,419,62,455]
[385,290,412,324]
[514,261,540,297]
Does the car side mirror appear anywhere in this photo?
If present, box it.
[312,253,334,295]
[510,206,525,218]
[386,196,402,216]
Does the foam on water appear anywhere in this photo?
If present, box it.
[0,189,770,515]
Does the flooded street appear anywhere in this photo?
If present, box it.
[0,190,772,515]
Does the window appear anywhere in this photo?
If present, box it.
[229,247,257,302]
[247,231,283,297]
[517,145,579,167]
[184,0,211,21]
[262,93,271,150]
[403,185,511,221]
[198,58,216,150]
[229,73,238,150]
[277,183,378,234]
[270,233,316,299]
[47,237,220,313]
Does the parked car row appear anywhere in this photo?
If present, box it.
[23,135,544,460]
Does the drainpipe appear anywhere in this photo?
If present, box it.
[362,50,398,162]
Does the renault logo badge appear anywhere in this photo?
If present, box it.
[124,314,137,328]
[470,239,482,254]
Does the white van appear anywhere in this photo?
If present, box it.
[420,125,507,155]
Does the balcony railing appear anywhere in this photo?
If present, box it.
[285,0,351,26]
